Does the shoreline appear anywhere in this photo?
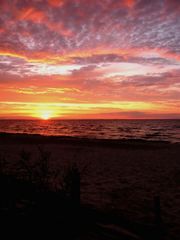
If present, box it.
[0,131,178,147]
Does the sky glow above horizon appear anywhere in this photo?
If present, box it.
[0,0,180,119]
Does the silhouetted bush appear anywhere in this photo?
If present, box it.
[18,149,33,182]
[62,163,80,206]
[35,146,51,190]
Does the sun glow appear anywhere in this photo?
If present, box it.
[40,111,52,120]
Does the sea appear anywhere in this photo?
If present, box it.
[0,119,179,143]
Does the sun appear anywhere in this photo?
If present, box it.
[33,107,58,120]
[40,112,52,120]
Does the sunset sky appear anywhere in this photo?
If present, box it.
[0,0,180,119]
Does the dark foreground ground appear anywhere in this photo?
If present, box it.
[0,132,180,239]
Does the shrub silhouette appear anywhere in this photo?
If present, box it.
[17,147,53,191]
[36,146,51,190]
[62,163,80,206]
[19,149,33,182]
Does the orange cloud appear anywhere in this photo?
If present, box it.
[1,45,180,67]
[7,87,81,95]
[18,7,45,23]
[124,0,135,8]
[45,21,73,37]
[0,49,29,61]
[0,48,67,64]
[48,0,64,7]
[0,28,5,34]
[16,6,72,37]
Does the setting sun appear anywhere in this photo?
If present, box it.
[40,112,52,120]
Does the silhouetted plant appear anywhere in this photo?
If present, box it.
[17,147,82,201]
[36,146,51,190]
[62,163,80,206]
[17,147,52,191]
[19,149,33,182]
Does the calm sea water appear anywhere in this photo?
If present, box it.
[0,119,179,143]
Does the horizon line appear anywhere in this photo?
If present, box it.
[0,118,179,121]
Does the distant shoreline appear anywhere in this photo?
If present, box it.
[0,131,179,148]
[0,118,180,121]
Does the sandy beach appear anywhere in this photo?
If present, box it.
[0,133,180,239]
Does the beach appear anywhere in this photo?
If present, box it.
[0,132,180,239]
